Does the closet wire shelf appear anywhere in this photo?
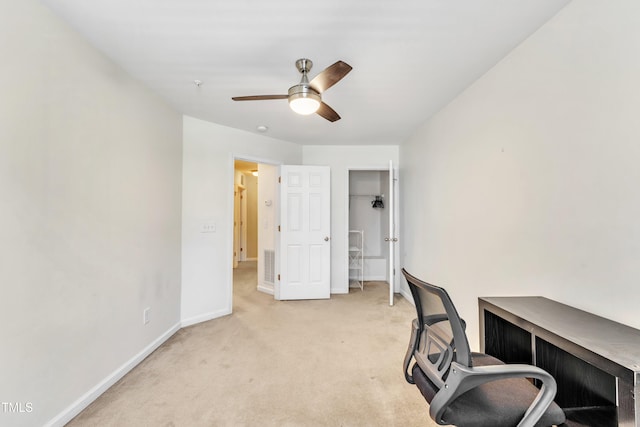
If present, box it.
[348,230,364,291]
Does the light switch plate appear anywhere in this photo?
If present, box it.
[201,222,216,233]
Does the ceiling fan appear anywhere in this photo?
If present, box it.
[232,58,352,122]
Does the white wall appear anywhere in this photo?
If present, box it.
[303,146,399,293]
[400,0,640,350]
[181,117,302,324]
[0,2,183,426]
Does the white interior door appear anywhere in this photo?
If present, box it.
[387,160,397,306]
[239,186,247,261]
[277,165,331,300]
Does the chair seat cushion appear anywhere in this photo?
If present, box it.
[412,353,566,427]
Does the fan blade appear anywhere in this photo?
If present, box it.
[309,61,352,93]
[232,95,288,101]
[316,102,341,122]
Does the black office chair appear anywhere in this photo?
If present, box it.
[402,269,566,427]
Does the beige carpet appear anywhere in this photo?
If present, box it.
[67,262,438,426]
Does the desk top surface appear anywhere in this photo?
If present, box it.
[479,296,640,374]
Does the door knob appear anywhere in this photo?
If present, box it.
[324,236,330,241]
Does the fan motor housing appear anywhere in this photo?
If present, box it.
[287,84,320,99]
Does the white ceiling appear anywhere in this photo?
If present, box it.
[40,0,570,145]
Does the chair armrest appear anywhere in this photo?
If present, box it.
[429,362,558,427]
[403,319,420,384]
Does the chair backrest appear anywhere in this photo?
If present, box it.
[402,269,472,390]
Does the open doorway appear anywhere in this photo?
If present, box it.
[348,169,393,297]
[233,160,259,266]
[232,159,279,309]
[233,160,259,309]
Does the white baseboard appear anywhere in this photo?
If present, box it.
[363,275,387,281]
[181,307,231,328]
[45,322,181,427]
[399,287,414,305]
[257,283,274,295]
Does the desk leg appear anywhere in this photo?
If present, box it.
[617,378,635,427]
[637,373,640,427]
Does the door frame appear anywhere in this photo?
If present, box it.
[345,165,400,303]
[233,183,244,268]
[239,184,247,262]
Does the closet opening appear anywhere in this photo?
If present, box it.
[348,169,391,293]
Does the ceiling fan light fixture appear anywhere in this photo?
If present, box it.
[288,85,320,115]
[233,59,351,122]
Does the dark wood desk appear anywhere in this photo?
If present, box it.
[479,296,640,427]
